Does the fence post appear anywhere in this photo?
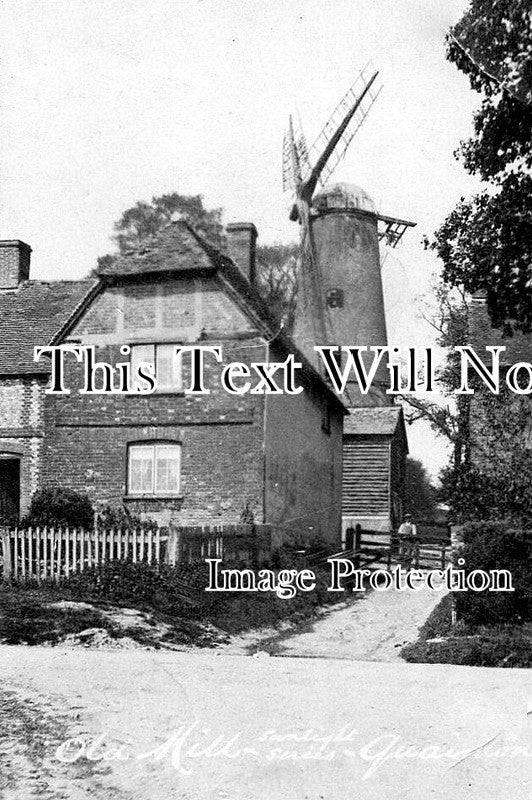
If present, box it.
[354,525,361,569]
[1,527,12,579]
[166,525,181,566]
[345,526,354,552]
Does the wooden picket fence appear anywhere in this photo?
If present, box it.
[0,525,164,582]
[0,523,272,582]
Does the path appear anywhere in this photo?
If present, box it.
[274,586,445,660]
[219,586,445,661]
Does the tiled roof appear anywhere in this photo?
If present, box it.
[0,222,347,413]
[343,406,403,435]
[469,297,532,363]
[0,280,95,375]
[97,221,215,276]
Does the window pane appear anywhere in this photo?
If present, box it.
[156,344,181,391]
[129,445,154,493]
[155,445,180,494]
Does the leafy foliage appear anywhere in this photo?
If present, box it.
[401,282,471,470]
[455,520,532,624]
[433,173,532,334]
[440,383,532,522]
[401,531,532,668]
[430,0,532,333]
[110,193,225,256]
[95,504,160,532]
[403,457,439,521]
[255,242,298,333]
[22,486,94,529]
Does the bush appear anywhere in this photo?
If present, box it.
[60,560,195,614]
[456,521,532,625]
[95,504,160,531]
[22,486,94,529]
[400,528,532,668]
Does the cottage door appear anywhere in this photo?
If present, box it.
[0,459,20,526]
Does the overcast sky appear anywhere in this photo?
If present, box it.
[1,0,483,478]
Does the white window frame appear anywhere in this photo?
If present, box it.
[128,443,181,497]
[130,344,182,393]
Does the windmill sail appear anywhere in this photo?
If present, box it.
[304,63,382,196]
[282,115,312,194]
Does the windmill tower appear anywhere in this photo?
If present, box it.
[283,65,415,533]
[283,64,415,407]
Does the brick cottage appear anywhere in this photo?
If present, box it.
[0,223,346,547]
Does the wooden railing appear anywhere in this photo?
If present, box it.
[310,529,451,572]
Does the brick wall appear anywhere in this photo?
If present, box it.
[43,334,267,527]
[264,342,343,549]
[36,273,344,542]
[0,376,46,517]
[0,241,31,288]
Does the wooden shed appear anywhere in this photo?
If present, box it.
[341,405,408,539]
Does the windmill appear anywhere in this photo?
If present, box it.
[282,63,416,402]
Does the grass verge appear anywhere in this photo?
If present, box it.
[401,594,532,668]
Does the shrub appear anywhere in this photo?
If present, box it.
[456,521,532,625]
[22,486,94,529]
[95,504,159,532]
[60,560,193,613]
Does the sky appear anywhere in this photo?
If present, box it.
[0,0,482,478]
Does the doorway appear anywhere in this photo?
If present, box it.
[0,459,20,526]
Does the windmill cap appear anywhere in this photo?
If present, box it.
[313,182,377,215]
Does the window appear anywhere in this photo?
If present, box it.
[326,288,344,308]
[128,443,181,496]
[130,344,182,392]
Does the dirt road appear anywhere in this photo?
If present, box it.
[270,584,445,660]
[0,643,530,800]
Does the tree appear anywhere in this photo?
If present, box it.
[440,383,532,524]
[401,281,471,471]
[112,193,225,253]
[95,193,298,331]
[403,458,439,522]
[430,0,532,333]
[255,243,298,334]
[413,2,532,524]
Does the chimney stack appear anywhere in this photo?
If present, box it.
[0,240,31,288]
[225,223,258,284]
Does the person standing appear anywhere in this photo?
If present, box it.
[398,513,417,538]
[397,514,418,567]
